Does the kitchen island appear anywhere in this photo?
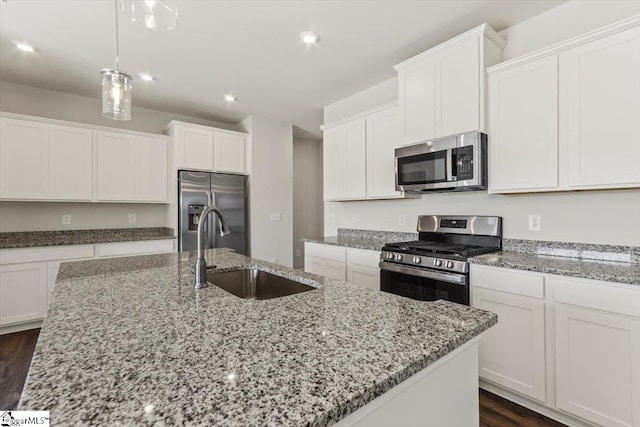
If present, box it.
[20,249,496,426]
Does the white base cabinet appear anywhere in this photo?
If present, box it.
[0,239,175,334]
[471,264,640,427]
[304,242,380,290]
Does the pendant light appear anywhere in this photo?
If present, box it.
[120,0,178,30]
[101,0,132,121]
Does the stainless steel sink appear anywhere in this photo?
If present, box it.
[206,268,315,300]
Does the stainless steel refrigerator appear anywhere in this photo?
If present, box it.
[178,171,248,254]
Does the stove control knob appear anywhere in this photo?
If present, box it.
[386,253,395,260]
[413,256,421,264]
[396,254,403,262]
[434,259,442,267]
[446,260,454,269]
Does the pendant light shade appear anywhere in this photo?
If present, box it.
[101,69,132,120]
[120,0,178,30]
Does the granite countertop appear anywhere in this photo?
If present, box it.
[0,227,176,249]
[20,249,496,426]
[303,229,417,252]
[470,250,640,285]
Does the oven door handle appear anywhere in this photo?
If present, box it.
[379,261,467,285]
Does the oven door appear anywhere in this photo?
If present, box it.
[379,261,469,305]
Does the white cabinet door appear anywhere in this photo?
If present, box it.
[0,118,48,199]
[566,27,640,188]
[323,126,346,200]
[472,287,547,402]
[347,264,380,290]
[343,118,367,199]
[48,125,93,200]
[304,255,325,277]
[325,259,347,281]
[434,36,480,137]
[366,106,401,198]
[214,132,245,174]
[555,304,640,427]
[0,262,48,326]
[178,126,214,171]
[97,131,135,201]
[134,136,168,202]
[398,56,436,144]
[488,55,559,192]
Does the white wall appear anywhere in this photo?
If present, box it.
[0,202,166,232]
[324,78,397,125]
[292,138,323,269]
[323,1,640,247]
[239,116,294,267]
[0,81,240,233]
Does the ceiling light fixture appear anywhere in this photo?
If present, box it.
[101,0,133,121]
[14,42,35,52]
[300,31,319,44]
[138,72,156,81]
[224,94,236,102]
[120,0,178,30]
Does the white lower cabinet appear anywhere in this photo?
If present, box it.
[304,242,380,289]
[472,287,546,402]
[471,264,640,427]
[0,262,47,326]
[0,239,175,333]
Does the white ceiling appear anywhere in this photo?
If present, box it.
[0,0,566,138]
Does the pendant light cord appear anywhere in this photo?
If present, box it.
[114,0,119,69]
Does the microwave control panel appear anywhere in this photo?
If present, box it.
[453,146,474,180]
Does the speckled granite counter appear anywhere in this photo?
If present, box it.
[20,249,496,426]
[303,228,417,251]
[0,227,176,249]
[470,239,640,285]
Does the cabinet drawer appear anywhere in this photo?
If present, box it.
[470,264,545,299]
[0,245,95,265]
[347,248,380,268]
[304,242,346,262]
[553,276,640,318]
[95,240,174,258]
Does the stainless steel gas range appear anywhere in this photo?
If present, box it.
[379,215,502,305]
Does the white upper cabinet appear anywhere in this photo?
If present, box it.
[214,132,245,174]
[366,106,402,198]
[177,126,214,171]
[487,16,640,193]
[489,56,559,192]
[566,27,640,189]
[395,24,505,144]
[434,36,480,137]
[323,118,366,200]
[49,125,93,200]
[0,118,49,199]
[134,136,168,202]
[97,131,135,201]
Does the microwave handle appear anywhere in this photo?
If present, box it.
[446,149,453,182]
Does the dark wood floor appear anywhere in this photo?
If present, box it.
[1,329,565,426]
[0,328,40,410]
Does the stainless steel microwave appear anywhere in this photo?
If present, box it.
[395,132,487,193]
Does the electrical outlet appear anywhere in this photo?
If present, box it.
[351,214,357,224]
[62,214,71,225]
[398,214,406,226]
[270,212,282,222]
[296,249,301,257]
[128,213,136,223]
[528,214,541,231]
[270,258,278,264]
[330,213,336,223]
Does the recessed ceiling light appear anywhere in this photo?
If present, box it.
[14,42,36,52]
[224,94,236,102]
[300,31,319,44]
[138,72,156,81]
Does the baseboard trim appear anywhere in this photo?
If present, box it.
[479,380,598,427]
[0,320,42,335]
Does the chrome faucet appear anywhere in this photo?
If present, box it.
[194,205,231,288]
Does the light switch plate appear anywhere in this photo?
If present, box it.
[270,212,282,222]
[62,214,71,225]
